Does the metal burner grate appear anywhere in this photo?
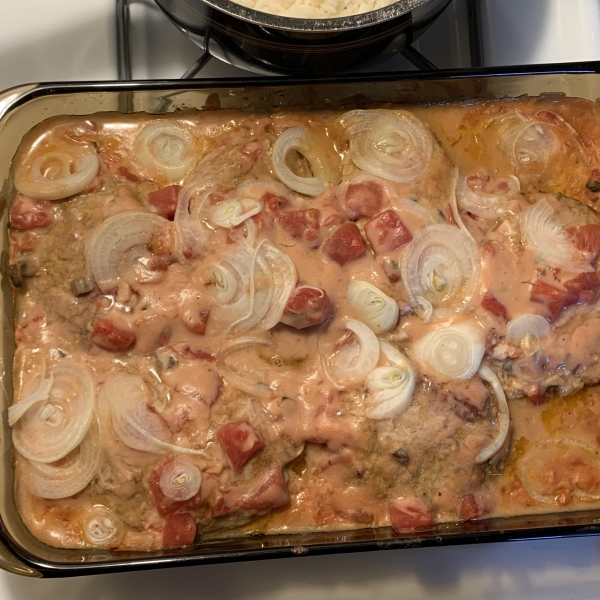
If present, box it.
[116,0,482,80]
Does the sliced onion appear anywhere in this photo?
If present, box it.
[401,224,481,315]
[342,109,433,183]
[457,173,520,219]
[159,459,201,501]
[228,244,274,335]
[394,198,442,225]
[506,314,550,348]
[210,246,253,327]
[133,122,195,181]
[325,319,380,387]
[254,241,297,330]
[272,127,337,196]
[83,505,119,546]
[174,184,215,261]
[449,168,476,244]
[366,341,416,419]
[211,263,242,305]
[209,198,262,229]
[517,439,600,503]
[347,280,399,334]
[87,211,167,292]
[413,323,484,380]
[475,363,510,464]
[414,296,433,322]
[503,121,557,169]
[26,430,99,499]
[85,506,120,546]
[11,362,95,464]
[8,374,54,426]
[522,198,592,273]
[14,148,99,201]
[101,373,207,456]
[217,337,275,397]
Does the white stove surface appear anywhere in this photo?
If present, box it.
[2,0,600,597]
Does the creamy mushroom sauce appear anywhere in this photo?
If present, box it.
[8,97,600,551]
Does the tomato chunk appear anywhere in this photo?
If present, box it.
[482,292,509,321]
[147,185,181,220]
[530,281,568,322]
[365,210,412,255]
[162,512,196,549]
[459,494,484,520]
[567,224,600,258]
[280,285,334,329]
[212,468,290,518]
[344,181,384,219]
[239,468,290,512]
[217,420,265,470]
[90,318,136,352]
[241,139,263,161]
[389,497,433,532]
[323,223,365,266]
[116,166,140,182]
[10,195,53,231]
[564,272,600,306]
[262,192,288,213]
[277,209,320,246]
[181,305,210,336]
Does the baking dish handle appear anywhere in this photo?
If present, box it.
[0,527,40,577]
[0,84,38,126]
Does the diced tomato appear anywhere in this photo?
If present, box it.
[181,306,210,335]
[253,192,289,229]
[239,468,290,512]
[567,224,600,259]
[564,272,600,306]
[344,181,384,219]
[212,468,290,518]
[530,281,568,322]
[365,210,412,255]
[162,512,196,549]
[389,497,433,532]
[321,213,342,229]
[526,387,546,406]
[171,344,216,362]
[90,318,136,352]
[482,292,509,321]
[240,139,263,161]
[261,192,289,213]
[147,185,181,220]
[217,420,265,470]
[280,285,334,329]
[277,209,320,246]
[10,195,53,231]
[459,494,484,521]
[116,166,140,182]
[323,222,365,266]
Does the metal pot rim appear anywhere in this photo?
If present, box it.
[194,0,431,32]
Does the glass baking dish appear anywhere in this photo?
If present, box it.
[2,63,600,577]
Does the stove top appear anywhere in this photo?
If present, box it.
[2,1,600,597]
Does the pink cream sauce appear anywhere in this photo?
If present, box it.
[8,98,600,550]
